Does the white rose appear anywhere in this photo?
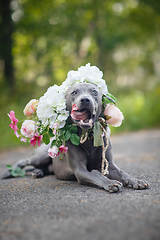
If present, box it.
[93,79,108,95]
[64,63,108,94]
[67,70,82,82]
[42,85,60,106]
[54,92,66,112]
[104,103,124,127]
[37,90,61,124]
[58,110,69,122]
[37,100,57,126]
[61,79,72,93]
[56,120,66,129]
[20,120,36,138]
[78,63,103,83]
[48,146,59,158]
[49,113,58,126]
[59,121,66,128]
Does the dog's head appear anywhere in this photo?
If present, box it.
[65,83,102,130]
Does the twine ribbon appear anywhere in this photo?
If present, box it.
[80,118,109,176]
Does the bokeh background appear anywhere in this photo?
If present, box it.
[0,0,160,150]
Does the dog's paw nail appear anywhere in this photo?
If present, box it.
[118,182,122,186]
[145,183,150,188]
[108,184,120,193]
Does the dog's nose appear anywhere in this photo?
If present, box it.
[81,97,90,105]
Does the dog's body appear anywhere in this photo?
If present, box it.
[2,83,149,192]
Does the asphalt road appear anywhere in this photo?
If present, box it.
[0,129,160,240]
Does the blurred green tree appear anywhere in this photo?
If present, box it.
[0,0,14,89]
[0,0,160,95]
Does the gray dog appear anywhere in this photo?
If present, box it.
[2,83,149,192]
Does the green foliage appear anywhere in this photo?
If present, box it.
[93,121,103,147]
[65,130,72,141]
[64,125,80,145]
[70,133,80,146]
[110,85,160,133]
[6,165,25,177]
[102,92,116,111]
[1,0,160,89]
[42,133,50,145]
[48,128,55,137]
[48,123,80,147]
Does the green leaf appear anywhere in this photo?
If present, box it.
[69,125,77,133]
[49,128,55,137]
[41,126,49,135]
[70,133,80,145]
[51,139,57,146]
[6,165,26,177]
[37,128,42,134]
[6,165,12,170]
[65,124,72,129]
[11,171,18,177]
[106,92,116,102]
[59,129,65,136]
[43,133,50,145]
[93,121,103,147]
[19,169,25,177]
[65,130,71,141]
[103,93,116,105]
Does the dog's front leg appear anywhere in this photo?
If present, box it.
[66,143,122,193]
[76,168,122,193]
[106,140,149,189]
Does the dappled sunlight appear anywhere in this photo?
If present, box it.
[36,76,49,87]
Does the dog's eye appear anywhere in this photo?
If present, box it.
[72,90,77,96]
[92,90,98,96]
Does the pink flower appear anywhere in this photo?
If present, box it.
[15,131,20,138]
[23,99,39,116]
[48,146,59,158]
[104,103,124,127]
[7,111,19,134]
[59,145,68,154]
[30,133,42,146]
[50,123,59,135]
[20,137,27,143]
[20,120,36,138]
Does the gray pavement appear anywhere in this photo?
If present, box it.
[0,129,160,240]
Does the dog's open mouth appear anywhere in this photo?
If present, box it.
[71,104,95,129]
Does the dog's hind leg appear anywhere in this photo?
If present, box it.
[1,143,52,179]
[52,154,76,181]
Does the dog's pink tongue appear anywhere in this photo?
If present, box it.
[71,104,89,121]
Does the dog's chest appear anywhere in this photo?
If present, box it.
[81,138,102,171]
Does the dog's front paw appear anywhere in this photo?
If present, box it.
[132,179,149,190]
[104,178,122,193]
[122,173,149,190]
[111,169,149,190]
[32,169,44,178]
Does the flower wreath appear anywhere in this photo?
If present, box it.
[8,63,124,168]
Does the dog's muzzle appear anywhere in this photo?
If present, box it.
[71,97,96,130]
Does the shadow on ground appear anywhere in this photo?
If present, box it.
[0,129,160,240]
